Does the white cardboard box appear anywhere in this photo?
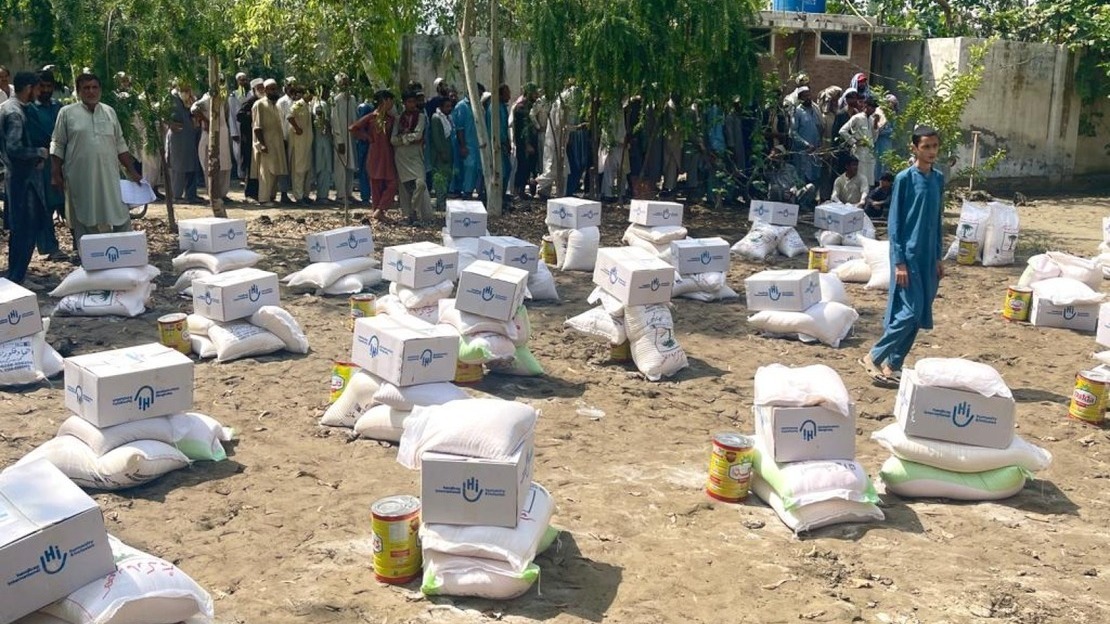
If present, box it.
[1098,302,1110,348]
[753,404,857,462]
[670,237,730,275]
[382,242,459,289]
[1029,298,1098,333]
[191,268,280,322]
[78,231,148,270]
[628,199,683,227]
[814,203,866,234]
[0,460,116,624]
[824,244,865,269]
[744,269,820,312]
[546,197,602,229]
[477,236,539,275]
[748,200,799,227]
[420,436,534,528]
[455,260,530,321]
[177,217,248,253]
[446,200,489,238]
[305,226,374,263]
[593,247,675,306]
[894,369,1016,449]
[0,278,43,343]
[64,343,194,427]
[351,315,457,386]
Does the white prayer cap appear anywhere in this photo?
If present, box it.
[284,76,297,85]
[263,78,278,87]
[235,72,247,80]
[335,72,349,84]
[434,77,445,87]
[250,78,264,89]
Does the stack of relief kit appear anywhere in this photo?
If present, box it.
[15,342,235,491]
[283,225,381,295]
[871,358,1052,502]
[51,231,158,317]
[749,363,883,534]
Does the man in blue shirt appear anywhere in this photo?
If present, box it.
[25,69,64,258]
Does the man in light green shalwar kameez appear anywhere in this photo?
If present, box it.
[50,72,141,250]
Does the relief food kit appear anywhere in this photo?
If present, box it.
[477,236,540,275]
[420,436,534,528]
[455,261,530,322]
[305,226,374,263]
[446,200,489,238]
[177,217,248,253]
[78,231,148,270]
[814,203,866,234]
[748,200,799,227]
[382,242,459,290]
[670,237,730,275]
[0,460,115,624]
[351,315,457,386]
[894,369,1016,449]
[1098,302,1110,348]
[744,269,820,312]
[753,404,857,462]
[0,278,43,343]
[628,199,683,227]
[825,245,866,270]
[1029,299,1099,333]
[192,268,280,322]
[593,247,675,306]
[545,197,602,229]
[63,343,194,427]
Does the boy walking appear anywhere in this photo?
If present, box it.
[860,126,945,383]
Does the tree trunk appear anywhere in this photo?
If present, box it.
[487,0,503,215]
[458,0,496,212]
[588,96,600,200]
[207,54,227,218]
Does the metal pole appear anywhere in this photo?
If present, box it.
[969,130,980,192]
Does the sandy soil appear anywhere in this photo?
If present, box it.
[2,192,1109,624]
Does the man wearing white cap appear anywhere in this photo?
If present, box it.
[331,72,358,203]
[228,72,250,179]
[252,78,288,205]
[236,78,264,200]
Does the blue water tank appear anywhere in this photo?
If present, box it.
[802,0,827,12]
[772,0,804,11]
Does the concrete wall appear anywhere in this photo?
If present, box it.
[399,35,534,98]
[874,37,1109,189]
[761,31,872,96]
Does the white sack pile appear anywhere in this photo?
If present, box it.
[281,256,382,296]
[172,248,262,299]
[187,305,310,362]
[51,265,158,317]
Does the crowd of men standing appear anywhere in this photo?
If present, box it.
[0,64,902,289]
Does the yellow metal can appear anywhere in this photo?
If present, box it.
[157,313,191,355]
[540,235,557,266]
[454,360,485,385]
[1002,286,1033,322]
[706,433,755,503]
[610,340,632,363]
[371,495,421,584]
[329,361,358,404]
[349,294,377,330]
[956,239,979,266]
[808,247,829,273]
[1069,370,1108,426]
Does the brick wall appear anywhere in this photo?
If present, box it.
[758,31,872,97]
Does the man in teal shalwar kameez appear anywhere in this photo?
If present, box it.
[861,126,945,381]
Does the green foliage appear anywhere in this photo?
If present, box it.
[880,41,1005,182]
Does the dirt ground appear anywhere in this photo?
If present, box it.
[2,191,1109,624]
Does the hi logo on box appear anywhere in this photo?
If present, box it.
[1063,306,1078,321]
[40,545,67,574]
[225,227,238,240]
[800,419,818,441]
[699,250,713,265]
[310,240,325,254]
[347,232,360,249]
[248,283,261,302]
[481,285,496,302]
[188,228,201,242]
[7,308,22,326]
[462,477,483,502]
[511,252,529,266]
[105,246,120,263]
[134,385,156,411]
[481,247,498,261]
[752,204,768,217]
[768,284,781,301]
